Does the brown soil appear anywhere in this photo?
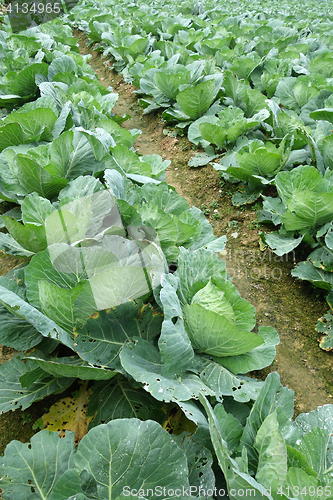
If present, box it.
[0,31,331,463]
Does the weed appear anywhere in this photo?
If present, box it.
[210,200,219,209]
[218,174,225,189]
[248,220,261,230]
[21,413,33,424]
[33,418,45,431]
[200,204,211,215]
[225,185,238,196]
[212,213,221,220]
[252,202,262,211]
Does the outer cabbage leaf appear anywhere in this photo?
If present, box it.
[74,301,163,369]
[0,233,34,257]
[254,411,288,494]
[199,394,274,500]
[292,404,333,481]
[87,378,166,428]
[285,468,323,500]
[200,108,269,149]
[200,361,264,403]
[262,232,304,257]
[75,419,190,498]
[282,191,333,232]
[0,356,74,415]
[4,107,58,142]
[1,215,46,254]
[275,165,329,208]
[0,430,83,499]
[120,338,214,402]
[10,130,106,199]
[188,115,219,147]
[0,301,42,350]
[0,122,25,152]
[159,276,195,377]
[214,404,243,454]
[0,285,74,348]
[219,326,279,374]
[24,355,117,381]
[24,249,87,309]
[240,372,294,472]
[292,260,333,290]
[231,147,282,184]
[141,65,191,102]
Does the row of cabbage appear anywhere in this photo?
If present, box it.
[67,0,333,348]
[0,7,332,500]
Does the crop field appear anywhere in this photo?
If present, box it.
[0,0,333,497]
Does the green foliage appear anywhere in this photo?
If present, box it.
[0,0,333,496]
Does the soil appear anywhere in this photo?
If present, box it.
[0,30,331,462]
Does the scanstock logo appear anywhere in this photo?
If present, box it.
[5,0,78,32]
[45,189,166,313]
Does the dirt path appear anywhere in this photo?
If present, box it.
[76,31,333,415]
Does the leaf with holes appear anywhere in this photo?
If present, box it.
[1,430,84,499]
[120,338,214,402]
[87,377,166,428]
[0,356,74,415]
[41,382,92,444]
[74,301,163,368]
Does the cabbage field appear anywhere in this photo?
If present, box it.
[0,0,333,497]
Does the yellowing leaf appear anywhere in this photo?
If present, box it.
[162,404,197,435]
[41,382,93,445]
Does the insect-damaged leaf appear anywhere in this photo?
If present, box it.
[120,338,214,402]
[0,356,74,414]
[87,377,166,428]
[41,382,92,445]
[74,301,163,368]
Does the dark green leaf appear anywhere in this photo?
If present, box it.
[87,377,166,428]
[74,301,163,368]
[0,356,74,414]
